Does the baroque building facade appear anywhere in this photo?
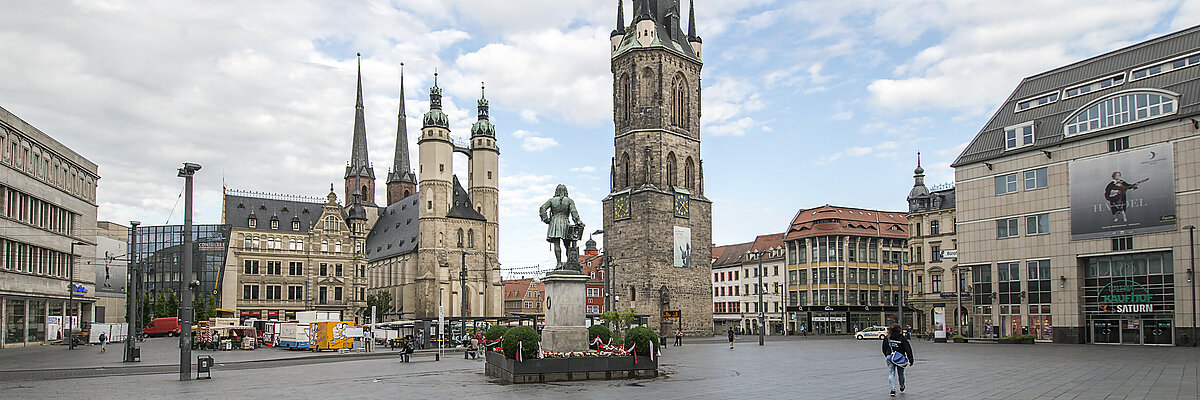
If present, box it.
[602,0,714,336]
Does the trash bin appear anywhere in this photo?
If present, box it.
[197,355,213,379]
[659,336,668,347]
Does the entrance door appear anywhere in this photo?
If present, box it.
[1092,320,1119,343]
[1121,319,1142,344]
[1142,320,1173,345]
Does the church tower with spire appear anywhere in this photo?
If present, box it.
[603,0,712,336]
[386,63,417,206]
[346,53,377,206]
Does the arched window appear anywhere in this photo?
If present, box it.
[457,228,464,248]
[621,152,631,188]
[467,229,475,248]
[321,240,328,252]
[684,156,695,190]
[403,189,411,198]
[666,152,677,187]
[620,73,632,124]
[671,74,689,128]
[335,241,342,253]
[1063,89,1178,136]
[640,67,655,104]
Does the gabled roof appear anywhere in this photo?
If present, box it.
[364,192,419,262]
[223,192,325,233]
[712,241,753,268]
[446,176,486,221]
[783,205,908,241]
[953,25,1200,167]
[503,279,543,301]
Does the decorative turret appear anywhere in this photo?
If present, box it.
[908,152,931,212]
[387,62,417,205]
[614,0,701,61]
[344,53,376,205]
[470,83,496,138]
[423,71,450,129]
[687,0,702,57]
[611,0,626,38]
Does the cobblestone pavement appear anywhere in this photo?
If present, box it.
[2,335,1197,399]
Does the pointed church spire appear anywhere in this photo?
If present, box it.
[687,0,701,42]
[388,62,415,185]
[471,82,496,138]
[612,0,626,37]
[346,52,374,180]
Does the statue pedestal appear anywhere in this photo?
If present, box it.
[541,271,589,353]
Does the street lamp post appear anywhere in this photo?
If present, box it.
[460,249,471,359]
[1185,225,1196,347]
[592,229,611,312]
[124,221,141,362]
[748,250,769,346]
[898,261,905,330]
[177,162,200,381]
[67,240,89,350]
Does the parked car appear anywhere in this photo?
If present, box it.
[142,317,181,337]
[855,326,888,340]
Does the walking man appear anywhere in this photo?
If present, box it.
[727,327,735,349]
[674,329,683,346]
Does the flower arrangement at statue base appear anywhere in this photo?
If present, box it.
[540,348,628,359]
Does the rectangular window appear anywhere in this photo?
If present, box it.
[335,264,343,277]
[997,218,1019,238]
[587,288,600,297]
[320,263,327,276]
[931,274,942,293]
[929,220,939,236]
[1025,214,1049,235]
[1112,236,1133,251]
[930,245,940,263]
[1004,122,1036,149]
[1107,136,1129,152]
[1023,168,1048,190]
[995,174,1018,195]
[319,287,327,304]
[334,287,342,301]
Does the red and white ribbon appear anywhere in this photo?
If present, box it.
[517,341,523,362]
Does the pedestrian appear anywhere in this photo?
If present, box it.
[881,324,915,397]
[416,332,424,350]
[211,331,220,351]
[98,332,107,353]
[727,327,735,349]
[399,338,411,363]
[674,329,683,346]
[469,335,481,360]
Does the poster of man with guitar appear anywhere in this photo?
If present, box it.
[1069,142,1176,240]
[1104,172,1148,223]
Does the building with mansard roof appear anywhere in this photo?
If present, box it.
[952,26,1200,345]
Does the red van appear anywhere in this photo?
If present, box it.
[142,317,181,337]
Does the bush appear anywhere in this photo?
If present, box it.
[1001,334,1036,341]
[502,326,540,360]
[588,325,612,344]
[951,335,966,340]
[484,325,509,342]
[625,326,658,356]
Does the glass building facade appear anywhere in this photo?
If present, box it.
[131,225,231,308]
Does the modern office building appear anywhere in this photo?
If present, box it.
[952,26,1200,345]
[783,205,913,334]
[1,105,100,348]
[131,224,231,311]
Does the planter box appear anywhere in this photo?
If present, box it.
[485,351,657,383]
[999,338,1035,344]
[952,338,968,343]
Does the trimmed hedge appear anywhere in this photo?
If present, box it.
[502,326,541,360]
[587,325,612,343]
[625,326,657,356]
[484,325,509,341]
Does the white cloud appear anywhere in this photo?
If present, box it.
[512,129,534,139]
[819,141,901,165]
[519,109,539,123]
[570,166,596,173]
[522,136,559,152]
[706,117,759,137]
[831,111,854,121]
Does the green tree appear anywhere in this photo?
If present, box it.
[600,308,638,344]
[363,291,392,322]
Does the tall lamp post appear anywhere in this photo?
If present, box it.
[67,240,90,350]
[177,162,200,381]
[124,220,141,362]
[460,249,472,359]
[592,229,612,312]
[1185,225,1196,347]
[748,250,769,346]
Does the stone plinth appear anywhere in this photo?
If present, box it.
[541,271,589,353]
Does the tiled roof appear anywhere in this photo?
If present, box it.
[748,233,785,260]
[364,192,419,262]
[783,205,908,241]
[712,241,753,268]
[223,193,325,233]
[953,25,1200,167]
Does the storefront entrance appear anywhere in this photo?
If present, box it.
[812,313,845,334]
[1089,317,1173,345]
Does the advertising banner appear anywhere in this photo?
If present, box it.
[1069,142,1175,240]
[673,226,692,268]
[932,305,946,339]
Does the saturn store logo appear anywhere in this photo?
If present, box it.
[1097,280,1154,313]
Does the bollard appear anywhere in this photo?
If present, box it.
[196,355,213,380]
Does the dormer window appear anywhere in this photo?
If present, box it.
[292,221,300,231]
[1063,90,1178,136]
[248,217,257,228]
[1004,122,1035,150]
[270,220,279,230]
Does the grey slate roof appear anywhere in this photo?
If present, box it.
[365,193,419,262]
[953,25,1200,167]
[447,176,486,221]
[614,0,699,61]
[224,194,325,233]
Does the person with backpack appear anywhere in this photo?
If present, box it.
[881,324,914,396]
[98,332,107,353]
[727,327,735,349]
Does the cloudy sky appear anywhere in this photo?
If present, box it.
[2,0,1197,277]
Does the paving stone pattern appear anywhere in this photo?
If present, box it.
[2,335,1197,399]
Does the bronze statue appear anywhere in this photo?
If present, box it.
[539,184,584,270]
